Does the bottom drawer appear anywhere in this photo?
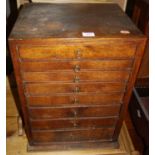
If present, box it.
[32,128,114,143]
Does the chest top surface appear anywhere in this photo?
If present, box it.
[9,3,143,39]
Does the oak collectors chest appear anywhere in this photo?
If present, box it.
[9,3,146,151]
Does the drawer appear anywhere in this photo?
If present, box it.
[18,44,135,61]
[30,117,118,130]
[22,70,130,82]
[32,128,115,143]
[27,93,124,106]
[29,105,121,119]
[25,82,126,95]
[20,59,133,72]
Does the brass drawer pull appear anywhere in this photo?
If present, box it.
[72,110,77,116]
[74,76,80,83]
[73,122,78,127]
[75,49,81,59]
[73,98,79,104]
[74,65,80,72]
[74,86,80,93]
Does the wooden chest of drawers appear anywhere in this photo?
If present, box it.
[9,3,146,151]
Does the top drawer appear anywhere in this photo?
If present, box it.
[18,44,136,61]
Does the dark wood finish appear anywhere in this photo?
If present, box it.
[18,44,136,60]
[113,39,146,140]
[9,3,142,39]
[29,105,121,119]
[27,140,118,151]
[22,71,130,83]
[132,0,148,35]
[27,93,123,107]
[131,0,149,80]
[30,117,118,130]
[9,39,33,144]
[24,82,126,95]
[20,60,133,72]
[9,3,146,150]
[32,128,115,143]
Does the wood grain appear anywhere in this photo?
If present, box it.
[18,44,136,60]
[24,82,126,95]
[29,105,121,119]
[22,71,130,83]
[9,3,142,39]
[32,128,115,143]
[20,59,133,72]
[27,93,123,106]
[30,117,118,130]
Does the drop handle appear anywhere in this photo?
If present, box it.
[74,65,80,72]
[74,76,80,83]
[73,98,79,104]
[71,120,78,128]
[73,122,78,127]
[75,49,81,59]
[74,86,80,93]
[72,110,77,116]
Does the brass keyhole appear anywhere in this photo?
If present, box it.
[74,76,80,83]
[74,65,80,72]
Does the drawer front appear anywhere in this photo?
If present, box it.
[20,59,133,72]
[32,128,115,143]
[22,71,130,82]
[30,117,118,130]
[27,93,124,106]
[25,82,126,95]
[29,105,121,119]
[18,44,135,60]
